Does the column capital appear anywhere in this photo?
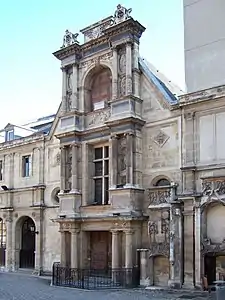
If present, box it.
[124,229,134,235]
[70,142,80,148]
[70,229,80,234]
[110,229,120,234]
[110,134,118,140]
[60,66,67,72]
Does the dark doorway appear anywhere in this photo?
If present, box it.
[19,217,35,269]
[204,255,216,285]
[0,218,6,266]
[90,231,111,270]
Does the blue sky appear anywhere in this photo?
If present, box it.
[0,0,184,128]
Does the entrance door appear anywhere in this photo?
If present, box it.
[90,231,111,270]
[20,217,35,269]
[204,255,216,285]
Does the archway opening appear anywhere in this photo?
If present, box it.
[19,217,35,269]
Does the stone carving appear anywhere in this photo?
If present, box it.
[61,30,79,48]
[119,76,126,97]
[80,52,113,68]
[202,179,225,197]
[126,76,133,94]
[87,109,110,127]
[113,4,132,25]
[67,73,72,90]
[83,18,112,42]
[118,48,126,74]
[201,238,225,255]
[148,188,170,205]
[152,130,169,147]
[118,135,127,185]
[65,149,72,191]
[61,222,72,230]
[148,221,158,238]
[55,152,61,165]
[149,241,170,257]
[67,93,72,111]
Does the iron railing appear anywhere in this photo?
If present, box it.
[52,262,140,289]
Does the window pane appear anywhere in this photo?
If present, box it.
[95,161,102,176]
[95,148,103,159]
[104,146,109,158]
[104,160,109,175]
[104,177,109,205]
[95,178,102,204]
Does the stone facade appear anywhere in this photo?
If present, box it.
[0,4,225,290]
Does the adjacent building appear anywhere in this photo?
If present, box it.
[0,3,224,289]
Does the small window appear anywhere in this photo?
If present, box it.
[6,130,14,142]
[155,178,170,187]
[22,155,31,177]
[93,146,109,205]
[0,160,2,181]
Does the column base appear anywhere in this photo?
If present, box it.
[69,189,80,194]
[140,278,150,287]
[168,280,182,289]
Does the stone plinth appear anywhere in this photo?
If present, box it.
[58,191,81,218]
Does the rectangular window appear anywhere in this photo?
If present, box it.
[0,160,2,181]
[22,155,31,177]
[93,145,109,205]
[6,130,14,142]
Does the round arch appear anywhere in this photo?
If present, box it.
[151,175,171,187]
[82,64,112,112]
[15,216,36,269]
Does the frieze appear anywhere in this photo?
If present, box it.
[80,51,113,68]
[86,108,110,128]
[149,241,169,257]
[202,178,225,197]
[201,238,225,255]
[147,188,170,205]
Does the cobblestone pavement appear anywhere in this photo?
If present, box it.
[0,273,216,300]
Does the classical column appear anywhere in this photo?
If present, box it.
[137,249,149,286]
[38,147,44,184]
[124,230,133,268]
[61,67,67,113]
[71,143,79,193]
[111,230,120,269]
[112,47,118,100]
[70,230,79,269]
[110,135,118,189]
[60,230,66,266]
[9,153,14,189]
[169,202,183,289]
[5,216,12,271]
[60,146,66,193]
[81,143,88,206]
[34,219,43,275]
[125,42,132,95]
[72,64,78,110]
[125,133,134,187]
[194,199,202,288]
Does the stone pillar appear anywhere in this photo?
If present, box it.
[111,230,120,269]
[60,231,66,266]
[194,199,202,288]
[72,64,78,110]
[5,216,13,271]
[70,229,79,269]
[126,42,132,95]
[38,147,44,184]
[133,42,140,98]
[169,188,183,288]
[61,67,67,113]
[183,198,194,288]
[71,143,79,193]
[35,220,42,275]
[112,47,118,100]
[82,142,88,206]
[125,133,134,187]
[9,153,14,189]
[137,249,149,286]
[110,135,118,189]
[60,146,66,193]
[124,230,133,268]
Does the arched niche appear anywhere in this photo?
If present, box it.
[84,65,112,112]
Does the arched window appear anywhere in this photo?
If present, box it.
[155,178,170,187]
[84,66,112,112]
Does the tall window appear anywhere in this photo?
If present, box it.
[22,155,31,177]
[0,160,2,181]
[93,146,109,205]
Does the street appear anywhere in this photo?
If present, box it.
[0,273,214,300]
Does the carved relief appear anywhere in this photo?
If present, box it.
[66,93,72,111]
[80,52,113,68]
[82,18,112,42]
[152,130,169,147]
[148,188,170,206]
[202,178,225,197]
[118,48,126,74]
[119,76,126,97]
[87,108,110,127]
[118,135,127,185]
[201,238,225,255]
[65,148,72,191]
[55,152,61,165]
[61,222,72,230]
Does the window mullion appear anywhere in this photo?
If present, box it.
[102,155,105,205]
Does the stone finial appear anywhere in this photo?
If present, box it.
[61,29,79,49]
[113,4,132,25]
